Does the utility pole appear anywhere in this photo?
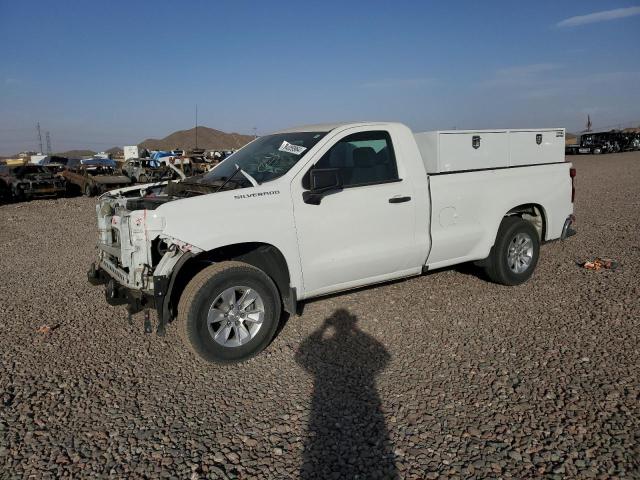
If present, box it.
[36,122,43,153]
[45,132,52,154]
[253,127,257,139]
[195,104,198,149]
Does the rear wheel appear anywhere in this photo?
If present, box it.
[138,174,148,183]
[484,217,540,285]
[84,184,93,197]
[177,261,281,363]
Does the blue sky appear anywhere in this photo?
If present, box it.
[1,0,639,154]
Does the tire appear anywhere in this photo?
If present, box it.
[65,182,76,197]
[11,186,24,202]
[138,174,148,183]
[177,261,282,363]
[484,216,540,286]
[593,147,601,155]
[84,184,93,197]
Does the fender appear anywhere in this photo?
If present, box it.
[153,252,194,335]
[155,242,297,333]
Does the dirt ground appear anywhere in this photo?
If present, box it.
[1,152,639,479]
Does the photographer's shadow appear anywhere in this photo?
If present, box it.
[295,309,398,479]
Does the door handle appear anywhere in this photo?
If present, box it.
[389,196,411,203]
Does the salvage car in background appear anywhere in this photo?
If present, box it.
[41,156,69,175]
[43,163,66,175]
[162,149,214,177]
[573,131,639,154]
[576,132,611,154]
[121,158,172,183]
[620,131,640,151]
[62,158,131,197]
[0,163,66,201]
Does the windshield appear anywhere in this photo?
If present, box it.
[201,132,327,184]
[86,166,117,175]
[15,165,49,175]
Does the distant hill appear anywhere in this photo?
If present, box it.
[139,126,253,151]
[54,149,96,158]
[106,147,124,157]
[15,126,253,159]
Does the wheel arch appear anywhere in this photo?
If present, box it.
[169,242,295,320]
[476,202,548,267]
[504,202,548,241]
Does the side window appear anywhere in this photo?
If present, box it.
[303,130,399,189]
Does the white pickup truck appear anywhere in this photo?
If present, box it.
[89,122,576,363]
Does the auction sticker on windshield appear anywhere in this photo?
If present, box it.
[279,140,307,155]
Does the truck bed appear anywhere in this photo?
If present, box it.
[425,161,573,269]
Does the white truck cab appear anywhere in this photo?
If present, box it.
[89,122,576,363]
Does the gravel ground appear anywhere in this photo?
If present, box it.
[1,153,639,479]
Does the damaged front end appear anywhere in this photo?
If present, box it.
[89,189,202,334]
[8,165,67,199]
[15,177,67,198]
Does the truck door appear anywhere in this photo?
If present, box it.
[291,129,418,297]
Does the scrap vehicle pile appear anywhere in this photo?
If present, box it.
[0,147,231,203]
[179,148,215,175]
[566,130,640,155]
[150,148,217,177]
[62,158,131,197]
[120,158,172,183]
[0,162,66,201]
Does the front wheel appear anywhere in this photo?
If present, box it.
[84,184,93,197]
[11,186,24,202]
[138,174,148,183]
[177,261,282,363]
[484,217,540,286]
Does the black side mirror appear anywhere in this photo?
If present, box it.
[303,168,343,205]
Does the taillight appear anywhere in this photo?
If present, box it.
[570,167,576,203]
